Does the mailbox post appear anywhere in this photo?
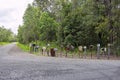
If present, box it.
[47,44,50,56]
[108,43,111,59]
[97,44,100,59]
[29,43,32,53]
[84,46,87,58]
[90,45,94,59]
[65,45,70,57]
[78,46,83,58]
[60,45,64,57]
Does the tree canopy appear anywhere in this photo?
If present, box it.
[18,0,120,48]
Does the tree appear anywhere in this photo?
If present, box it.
[39,12,59,42]
[18,0,120,50]
[18,4,40,44]
[0,26,14,42]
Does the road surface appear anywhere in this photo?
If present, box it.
[0,43,120,80]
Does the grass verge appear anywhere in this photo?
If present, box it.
[17,42,41,55]
[0,42,10,45]
[17,42,29,52]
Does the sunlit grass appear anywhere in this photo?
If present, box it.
[17,42,29,52]
[0,42,10,45]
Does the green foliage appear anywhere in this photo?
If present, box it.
[0,42,10,45]
[17,0,120,51]
[18,3,59,44]
[39,12,59,41]
[0,26,14,42]
[18,4,40,44]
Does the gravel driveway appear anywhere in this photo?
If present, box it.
[0,43,120,80]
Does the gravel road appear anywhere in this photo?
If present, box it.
[0,43,120,80]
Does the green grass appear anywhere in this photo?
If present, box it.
[16,41,98,57]
[17,42,29,52]
[0,42,10,45]
[17,43,40,55]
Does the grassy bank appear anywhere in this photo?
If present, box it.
[16,42,120,58]
[17,43,29,52]
[16,42,97,55]
[0,42,10,45]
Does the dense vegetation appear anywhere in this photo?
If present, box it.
[0,26,15,42]
[18,0,120,50]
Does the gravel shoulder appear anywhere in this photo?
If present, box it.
[0,43,120,80]
[8,44,29,56]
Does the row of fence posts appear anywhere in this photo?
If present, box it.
[29,43,113,59]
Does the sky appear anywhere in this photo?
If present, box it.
[0,0,33,34]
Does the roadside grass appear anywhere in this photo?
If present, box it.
[16,42,120,59]
[17,42,41,55]
[37,41,98,57]
[16,41,120,59]
[0,42,10,45]
[17,42,29,52]
[16,41,98,57]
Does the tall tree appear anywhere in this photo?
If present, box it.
[39,12,59,42]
